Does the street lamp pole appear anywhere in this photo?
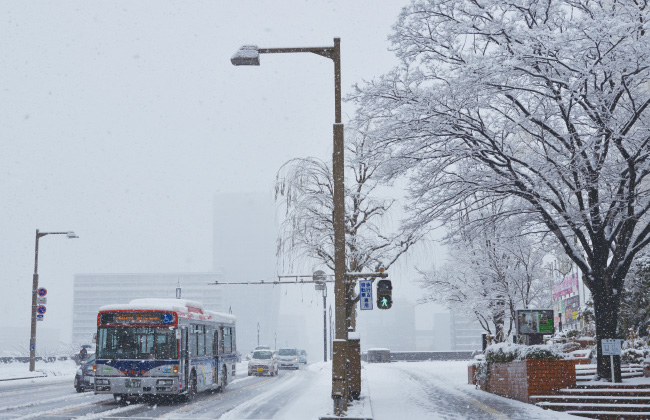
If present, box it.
[232,38,348,413]
[323,285,328,362]
[30,229,78,371]
[329,305,333,360]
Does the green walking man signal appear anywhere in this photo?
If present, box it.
[376,279,392,310]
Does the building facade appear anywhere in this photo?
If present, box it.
[72,272,226,346]
[212,192,281,355]
[450,313,483,351]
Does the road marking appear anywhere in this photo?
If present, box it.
[157,376,276,418]
[463,396,510,419]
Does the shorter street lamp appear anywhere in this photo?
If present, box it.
[329,305,333,360]
[314,270,328,362]
[30,229,78,371]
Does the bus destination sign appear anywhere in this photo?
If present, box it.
[100,312,175,326]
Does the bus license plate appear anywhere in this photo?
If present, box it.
[125,379,141,388]
[257,368,264,372]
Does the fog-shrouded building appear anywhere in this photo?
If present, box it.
[213,192,281,355]
[450,313,483,351]
[72,272,226,345]
[71,192,283,353]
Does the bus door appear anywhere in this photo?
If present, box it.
[181,327,189,389]
[216,328,223,383]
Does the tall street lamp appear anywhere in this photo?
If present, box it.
[232,38,348,413]
[30,229,78,371]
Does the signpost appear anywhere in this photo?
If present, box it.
[602,339,622,382]
[359,280,373,310]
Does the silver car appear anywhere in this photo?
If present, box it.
[74,353,95,392]
[277,347,300,369]
[248,350,278,376]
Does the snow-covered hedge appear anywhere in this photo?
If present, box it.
[622,347,650,364]
[484,343,564,363]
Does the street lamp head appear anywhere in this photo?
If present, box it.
[66,231,79,239]
[231,45,260,66]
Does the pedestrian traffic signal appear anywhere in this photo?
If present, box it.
[376,279,392,309]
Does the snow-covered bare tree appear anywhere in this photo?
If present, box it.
[275,122,428,329]
[351,0,650,380]
[420,200,551,342]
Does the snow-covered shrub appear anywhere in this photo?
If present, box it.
[519,345,564,360]
[560,342,581,353]
[622,348,650,364]
[485,343,564,363]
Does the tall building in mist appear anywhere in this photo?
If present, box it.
[72,272,226,345]
[356,299,416,351]
[213,192,281,354]
[450,313,483,351]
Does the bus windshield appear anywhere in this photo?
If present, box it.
[97,326,178,359]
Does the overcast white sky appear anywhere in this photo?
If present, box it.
[0,0,447,349]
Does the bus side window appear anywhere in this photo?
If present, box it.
[197,325,205,356]
[223,327,232,354]
[206,328,214,357]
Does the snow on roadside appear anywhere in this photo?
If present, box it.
[0,359,77,383]
[219,362,334,420]
[364,360,580,419]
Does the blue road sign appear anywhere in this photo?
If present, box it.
[37,305,47,315]
[359,280,373,310]
[37,288,47,297]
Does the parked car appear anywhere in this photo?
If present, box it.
[247,350,278,376]
[297,349,308,364]
[74,353,95,392]
[277,347,300,370]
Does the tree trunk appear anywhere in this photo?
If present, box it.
[592,288,622,382]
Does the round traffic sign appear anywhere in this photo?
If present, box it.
[37,288,47,297]
[37,305,47,314]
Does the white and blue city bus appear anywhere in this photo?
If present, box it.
[93,298,237,402]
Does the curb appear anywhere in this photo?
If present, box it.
[0,375,48,381]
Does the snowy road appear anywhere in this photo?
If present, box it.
[0,368,305,419]
[0,360,580,419]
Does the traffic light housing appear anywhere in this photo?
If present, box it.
[376,279,392,309]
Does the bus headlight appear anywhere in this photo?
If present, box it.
[95,379,110,385]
